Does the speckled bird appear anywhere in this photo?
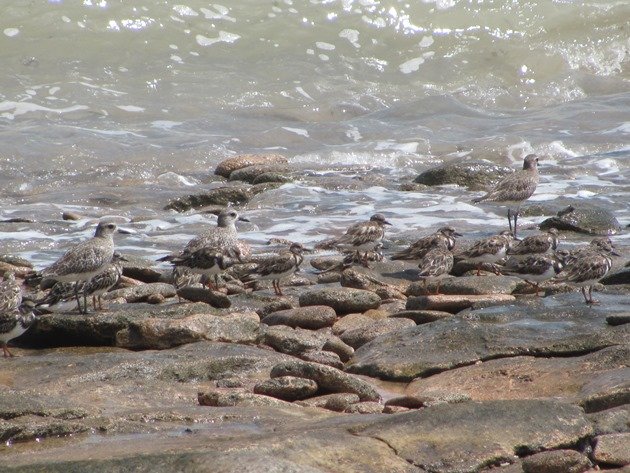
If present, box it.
[507,228,559,258]
[392,226,462,261]
[553,237,619,304]
[502,253,564,296]
[330,213,391,267]
[0,273,36,357]
[42,222,117,314]
[472,154,539,239]
[416,241,454,295]
[244,242,308,296]
[458,230,515,275]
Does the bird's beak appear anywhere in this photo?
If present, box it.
[117,227,136,235]
[238,216,250,223]
[383,220,392,226]
[454,232,463,237]
[611,250,621,257]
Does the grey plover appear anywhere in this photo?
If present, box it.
[40,253,127,311]
[501,253,564,296]
[0,273,35,357]
[459,230,515,275]
[507,228,559,258]
[554,237,619,304]
[329,213,391,267]
[244,243,308,296]
[158,209,249,289]
[416,241,454,295]
[472,154,539,239]
[392,226,462,261]
[42,222,117,314]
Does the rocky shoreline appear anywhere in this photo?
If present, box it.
[1,154,629,472]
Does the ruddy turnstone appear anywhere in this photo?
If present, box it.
[158,209,250,290]
[507,228,559,258]
[417,242,454,295]
[329,213,391,267]
[458,230,514,275]
[553,237,619,304]
[244,242,308,296]
[0,273,36,357]
[472,154,539,239]
[42,221,117,314]
[501,253,564,296]
[391,226,462,261]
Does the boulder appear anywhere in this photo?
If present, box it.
[521,449,592,473]
[164,186,254,212]
[215,153,288,178]
[300,288,381,315]
[270,360,380,402]
[261,306,337,330]
[253,376,319,401]
[414,160,512,191]
[539,204,622,235]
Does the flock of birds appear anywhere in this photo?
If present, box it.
[0,154,624,357]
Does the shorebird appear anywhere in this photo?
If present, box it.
[328,213,391,267]
[416,241,454,295]
[244,242,308,296]
[507,228,559,258]
[554,237,619,304]
[42,222,117,314]
[0,273,36,357]
[472,154,539,239]
[158,209,250,290]
[458,230,515,275]
[38,253,127,311]
[392,226,462,261]
[501,253,564,296]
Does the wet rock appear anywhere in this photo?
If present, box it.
[352,400,593,472]
[198,388,294,408]
[414,160,512,191]
[322,337,354,362]
[260,325,328,356]
[601,268,630,285]
[407,275,519,296]
[344,402,384,414]
[299,287,381,315]
[0,416,89,443]
[587,405,630,435]
[299,350,344,369]
[270,360,381,402]
[261,306,337,330]
[347,304,629,381]
[406,293,516,313]
[296,393,361,412]
[384,396,426,409]
[176,286,231,308]
[253,376,319,401]
[105,282,177,303]
[521,449,592,473]
[0,254,33,269]
[405,345,630,410]
[389,309,453,324]
[332,313,377,335]
[116,311,260,350]
[145,293,165,304]
[593,433,630,466]
[215,153,288,178]
[62,211,82,221]
[606,313,630,326]
[309,256,343,271]
[540,204,622,235]
[252,172,293,185]
[164,186,254,212]
[255,298,295,317]
[229,164,290,183]
[340,317,415,349]
[121,254,164,283]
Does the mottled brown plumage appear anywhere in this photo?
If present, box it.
[459,231,514,275]
[330,213,391,267]
[245,243,307,296]
[473,154,539,238]
[507,228,559,257]
[392,226,462,261]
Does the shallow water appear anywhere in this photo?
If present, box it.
[0,0,628,267]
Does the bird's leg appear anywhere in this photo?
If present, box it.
[274,280,283,296]
[74,283,84,314]
[581,287,589,304]
[2,343,13,358]
[82,285,89,314]
[507,208,514,234]
[433,280,442,296]
[214,274,220,292]
[587,286,599,305]
[513,210,520,240]
[423,279,429,295]
[476,264,482,276]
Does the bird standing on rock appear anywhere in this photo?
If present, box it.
[458,230,515,276]
[328,213,392,267]
[0,273,37,357]
[553,237,619,304]
[42,222,118,314]
[391,226,462,261]
[244,242,309,296]
[472,154,539,239]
